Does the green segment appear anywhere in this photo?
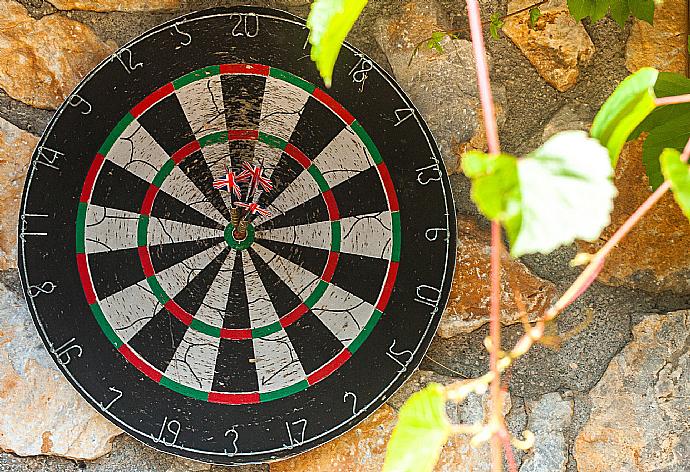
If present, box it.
[76,202,87,253]
[391,211,401,262]
[199,131,228,148]
[269,68,316,93]
[147,276,169,304]
[251,322,282,338]
[172,65,220,89]
[258,131,287,150]
[224,223,255,250]
[190,318,221,337]
[308,165,329,193]
[99,113,134,156]
[305,280,329,308]
[330,221,341,252]
[160,376,209,401]
[260,379,309,402]
[351,121,382,164]
[152,159,175,188]
[90,304,123,348]
[137,216,149,246]
[349,309,384,353]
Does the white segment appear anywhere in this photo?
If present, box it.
[258,76,310,142]
[255,220,331,251]
[148,217,224,246]
[252,330,306,393]
[312,126,375,188]
[106,120,170,182]
[340,211,392,260]
[195,250,235,328]
[201,141,234,210]
[252,168,320,227]
[243,253,281,329]
[164,328,221,391]
[84,205,139,253]
[98,280,161,343]
[160,166,227,225]
[175,76,226,136]
[311,283,375,346]
[156,243,226,302]
[252,244,319,299]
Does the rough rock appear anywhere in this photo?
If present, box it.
[574,311,690,471]
[625,0,688,74]
[0,0,116,109]
[541,103,592,141]
[502,0,595,92]
[45,0,179,12]
[0,118,36,270]
[581,0,690,294]
[0,282,122,459]
[519,392,572,472]
[440,217,556,337]
[374,0,506,174]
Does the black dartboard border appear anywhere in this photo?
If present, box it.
[18,6,457,464]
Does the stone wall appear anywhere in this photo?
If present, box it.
[0,0,687,470]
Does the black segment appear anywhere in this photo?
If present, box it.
[212,338,258,392]
[331,167,388,218]
[173,248,230,314]
[224,251,251,329]
[227,140,256,172]
[91,160,150,214]
[253,151,306,217]
[288,97,344,160]
[149,237,225,273]
[247,248,303,316]
[128,307,189,372]
[254,238,328,277]
[137,94,196,155]
[283,311,344,375]
[255,194,328,231]
[89,247,146,300]
[221,74,266,129]
[151,188,225,230]
[330,252,389,306]
[178,150,233,221]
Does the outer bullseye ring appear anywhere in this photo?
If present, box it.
[225,222,255,250]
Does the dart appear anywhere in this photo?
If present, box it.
[212,165,248,200]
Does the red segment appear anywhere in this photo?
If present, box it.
[80,153,105,202]
[280,304,308,328]
[138,246,155,277]
[322,190,340,221]
[76,253,96,304]
[228,129,259,141]
[376,262,399,311]
[172,140,200,164]
[220,63,269,76]
[119,344,162,382]
[220,328,253,340]
[313,88,355,125]
[130,83,174,118]
[285,143,311,169]
[141,184,159,216]
[208,391,260,404]
[376,163,399,211]
[308,349,352,385]
[164,300,193,325]
[322,251,339,283]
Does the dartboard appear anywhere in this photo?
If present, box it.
[19,6,456,464]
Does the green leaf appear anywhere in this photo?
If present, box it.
[529,7,541,27]
[383,384,450,472]
[427,31,445,53]
[631,72,690,189]
[590,67,658,166]
[660,148,690,221]
[590,0,610,21]
[489,13,504,40]
[567,0,592,21]
[628,0,654,24]
[306,0,368,88]
[462,132,617,257]
[609,0,630,26]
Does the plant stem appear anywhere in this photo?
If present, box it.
[465,0,506,470]
[655,94,690,106]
